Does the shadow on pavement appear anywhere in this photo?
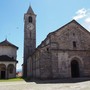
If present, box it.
[24,77,90,84]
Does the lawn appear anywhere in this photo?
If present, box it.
[0,77,24,82]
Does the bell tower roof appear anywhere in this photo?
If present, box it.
[27,6,35,14]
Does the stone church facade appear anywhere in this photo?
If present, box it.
[23,6,90,79]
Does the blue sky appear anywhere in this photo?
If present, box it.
[0,0,90,70]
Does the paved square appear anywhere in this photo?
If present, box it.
[0,79,90,90]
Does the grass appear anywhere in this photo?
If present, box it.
[0,77,24,82]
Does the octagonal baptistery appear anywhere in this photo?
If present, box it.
[0,39,18,79]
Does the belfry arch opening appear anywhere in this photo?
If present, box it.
[71,60,80,78]
[29,16,33,23]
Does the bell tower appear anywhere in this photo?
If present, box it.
[23,6,36,78]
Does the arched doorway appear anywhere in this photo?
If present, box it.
[71,60,80,78]
[0,64,6,79]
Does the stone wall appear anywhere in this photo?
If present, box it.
[28,20,90,79]
[50,21,90,50]
[56,50,90,78]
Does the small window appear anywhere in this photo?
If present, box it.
[47,48,49,51]
[73,33,75,36]
[73,41,76,48]
[47,48,49,53]
[29,16,32,23]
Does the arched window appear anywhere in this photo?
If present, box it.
[9,68,13,74]
[73,41,76,48]
[47,48,49,53]
[29,16,32,23]
[47,48,49,51]
[7,64,14,74]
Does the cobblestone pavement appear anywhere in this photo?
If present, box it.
[0,79,90,90]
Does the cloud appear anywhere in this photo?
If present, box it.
[73,8,90,30]
[73,8,87,20]
[85,17,90,23]
[83,17,90,30]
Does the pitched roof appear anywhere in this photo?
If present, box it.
[52,20,90,35]
[0,39,18,49]
[27,6,35,15]
[36,20,90,50]
[0,55,18,63]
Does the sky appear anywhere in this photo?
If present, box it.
[0,0,90,71]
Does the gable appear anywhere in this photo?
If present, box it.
[36,20,90,51]
[50,20,90,50]
[54,20,90,36]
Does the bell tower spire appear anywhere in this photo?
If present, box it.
[23,5,36,78]
[27,6,35,14]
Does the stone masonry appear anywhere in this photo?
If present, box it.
[26,20,90,79]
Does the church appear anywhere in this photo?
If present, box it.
[0,39,18,79]
[23,6,90,79]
